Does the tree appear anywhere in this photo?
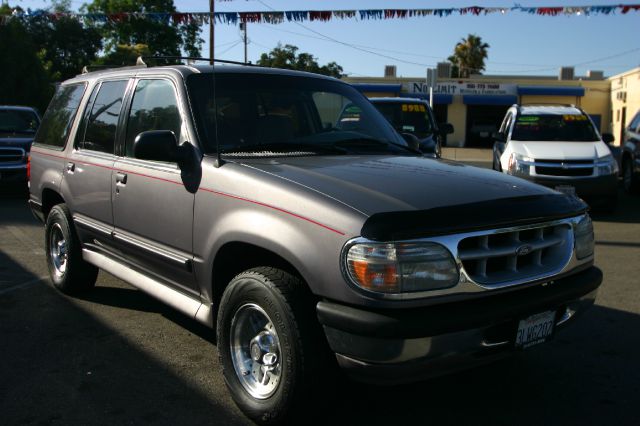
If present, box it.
[0,7,53,112]
[86,0,202,60]
[257,44,344,78]
[447,34,490,78]
[25,1,103,81]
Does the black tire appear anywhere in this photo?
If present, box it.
[623,158,639,194]
[217,267,332,425]
[45,204,98,294]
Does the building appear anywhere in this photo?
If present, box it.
[344,65,640,148]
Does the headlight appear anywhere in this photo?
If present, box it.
[574,214,594,260]
[344,242,459,294]
[595,154,618,176]
[508,153,532,176]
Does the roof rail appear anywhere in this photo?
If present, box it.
[141,56,255,67]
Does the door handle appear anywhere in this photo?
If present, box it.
[115,172,128,185]
[66,162,75,173]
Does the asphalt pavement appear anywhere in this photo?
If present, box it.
[1,168,639,425]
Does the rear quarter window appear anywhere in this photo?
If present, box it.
[34,83,86,149]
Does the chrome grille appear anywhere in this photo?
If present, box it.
[458,223,572,285]
[0,147,25,163]
[534,159,593,177]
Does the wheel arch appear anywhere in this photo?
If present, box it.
[210,241,310,318]
[41,188,66,219]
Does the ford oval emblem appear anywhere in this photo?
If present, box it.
[516,244,533,256]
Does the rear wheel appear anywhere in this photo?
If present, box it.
[217,267,331,424]
[45,204,98,294]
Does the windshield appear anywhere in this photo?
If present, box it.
[512,114,599,142]
[187,73,410,156]
[0,108,39,135]
[372,102,435,139]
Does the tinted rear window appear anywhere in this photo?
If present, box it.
[512,114,599,142]
[34,84,86,148]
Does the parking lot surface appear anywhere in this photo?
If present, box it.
[1,175,639,425]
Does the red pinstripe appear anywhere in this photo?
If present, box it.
[31,148,346,235]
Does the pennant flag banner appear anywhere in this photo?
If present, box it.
[2,4,640,26]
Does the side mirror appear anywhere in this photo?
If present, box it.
[601,133,615,144]
[134,130,180,163]
[400,132,421,151]
[439,123,454,135]
[493,132,507,143]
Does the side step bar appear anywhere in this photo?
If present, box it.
[82,249,213,327]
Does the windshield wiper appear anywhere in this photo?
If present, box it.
[221,142,347,155]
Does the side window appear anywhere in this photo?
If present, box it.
[34,84,86,148]
[125,79,182,157]
[629,112,640,133]
[80,80,128,154]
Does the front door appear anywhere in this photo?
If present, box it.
[112,78,197,295]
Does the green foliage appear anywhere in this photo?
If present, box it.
[94,44,152,67]
[25,4,103,81]
[448,34,490,78]
[0,18,53,112]
[257,44,344,78]
[85,0,202,59]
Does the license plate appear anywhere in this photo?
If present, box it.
[555,185,576,196]
[515,311,556,349]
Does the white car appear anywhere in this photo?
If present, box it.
[493,105,618,209]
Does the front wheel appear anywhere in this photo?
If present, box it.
[217,267,330,424]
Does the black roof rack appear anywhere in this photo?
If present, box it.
[80,56,254,75]
[140,56,255,67]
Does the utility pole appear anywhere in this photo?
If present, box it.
[209,0,215,64]
[240,22,248,63]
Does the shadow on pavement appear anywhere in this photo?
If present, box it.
[332,303,640,425]
[0,250,247,426]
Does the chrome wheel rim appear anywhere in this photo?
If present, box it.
[230,303,282,399]
[49,223,67,278]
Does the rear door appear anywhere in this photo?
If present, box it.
[111,77,197,295]
[63,79,130,246]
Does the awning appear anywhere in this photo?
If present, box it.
[517,86,585,97]
[351,83,402,94]
[463,95,518,105]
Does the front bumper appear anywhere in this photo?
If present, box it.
[317,266,602,384]
[526,174,617,201]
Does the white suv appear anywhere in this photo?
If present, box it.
[493,105,618,209]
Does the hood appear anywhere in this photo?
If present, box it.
[236,155,586,239]
[510,140,610,160]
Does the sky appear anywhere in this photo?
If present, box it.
[12,0,640,78]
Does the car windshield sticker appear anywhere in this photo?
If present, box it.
[402,125,415,131]
[563,115,587,121]
[401,104,426,113]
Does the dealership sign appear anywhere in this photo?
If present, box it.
[406,82,517,96]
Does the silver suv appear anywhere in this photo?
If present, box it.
[29,63,602,424]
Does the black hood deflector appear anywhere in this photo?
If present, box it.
[361,194,588,241]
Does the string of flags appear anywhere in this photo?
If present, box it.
[2,4,640,26]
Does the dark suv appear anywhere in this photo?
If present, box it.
[29,63,602,424]
[621,109,640,193]
[0,105,40,186]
